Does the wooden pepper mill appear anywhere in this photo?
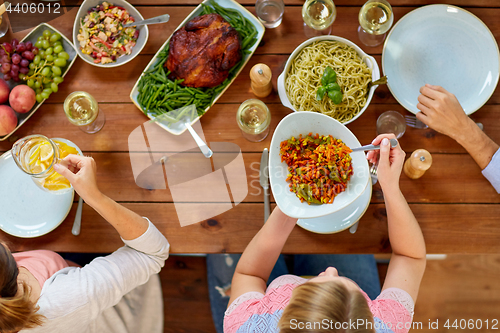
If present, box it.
[404,149,433,179]
[250,63,272,98]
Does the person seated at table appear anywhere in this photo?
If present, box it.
[0,155,169,333]
[209,134,426,333]
[417,84,500,193]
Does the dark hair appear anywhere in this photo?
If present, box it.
[0,243,44,332]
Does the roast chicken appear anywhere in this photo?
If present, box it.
[165,13,242,88]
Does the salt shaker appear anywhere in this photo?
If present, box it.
[250,64,272,98]
[403,149,432,179]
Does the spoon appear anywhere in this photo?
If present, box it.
[351,138,398,153]
[122,14,170,28]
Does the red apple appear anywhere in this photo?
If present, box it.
[9,85,36,113]
[0,79,10,104]
[0,105,17,136]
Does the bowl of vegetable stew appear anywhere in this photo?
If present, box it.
[269,112,370,219]
[72,0,148,68]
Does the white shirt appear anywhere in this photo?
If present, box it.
[22,219,170,333]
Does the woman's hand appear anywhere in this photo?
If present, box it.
[416,84,472,141]
[366,134,405,193]
[54,155,101,204]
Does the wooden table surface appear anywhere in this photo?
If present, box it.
[0,0,499,254]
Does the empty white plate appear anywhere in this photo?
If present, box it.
[0,151,74,238]
[382,5,499,115]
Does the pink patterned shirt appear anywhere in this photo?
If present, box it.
[224,275,414,333]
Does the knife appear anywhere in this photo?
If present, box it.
[260,148,270,223]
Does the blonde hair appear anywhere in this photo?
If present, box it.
[0,243,45,332]
[278,280,375,333]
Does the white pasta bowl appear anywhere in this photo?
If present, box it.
[269,112,370,219]
[73,0,149,68]
[277,35,380,125]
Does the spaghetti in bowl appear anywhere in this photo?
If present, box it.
[277,36,380,125]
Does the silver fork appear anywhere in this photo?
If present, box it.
[405,114,484,131]
[405,115,428,129]
[350,163,378,234]
[370,162,378,185]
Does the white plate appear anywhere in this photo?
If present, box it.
[269,112,370,219]
[277,35,380,125]
[73,0,149,68]
[0,151,74,238]
[129,0,265,135]
[297,177,371,234]
[382,5,499,115]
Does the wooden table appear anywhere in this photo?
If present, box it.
[1,0,499,254]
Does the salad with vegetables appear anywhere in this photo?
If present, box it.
[77,2,139,64]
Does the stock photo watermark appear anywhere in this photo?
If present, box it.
[128,106,248,227]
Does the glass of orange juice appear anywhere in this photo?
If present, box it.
[11,134,81,194]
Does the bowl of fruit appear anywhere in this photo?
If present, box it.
[0,23,77,141]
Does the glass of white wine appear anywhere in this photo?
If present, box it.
[302,0,336,38]
[63,91,105,134]
[358,0,394,47]
[236,99,271,142]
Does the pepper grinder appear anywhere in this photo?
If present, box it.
[250,63,272,98]
[403,149,432,179]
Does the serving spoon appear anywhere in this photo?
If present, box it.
[351,138,398,153]
[123,14,170,28]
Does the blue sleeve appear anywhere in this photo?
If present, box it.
[482,148,500,193]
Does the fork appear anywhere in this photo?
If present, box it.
[370,162,378,185]
[405,115,428,129]
[405,115,484,131]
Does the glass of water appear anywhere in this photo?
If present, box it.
[255,0,284,29]
[376,110,406,139]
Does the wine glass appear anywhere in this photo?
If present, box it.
[357,0,394,47]
[302,0,336,38]
[63,91,106,134]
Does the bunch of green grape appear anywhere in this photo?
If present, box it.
[25,29,70,103]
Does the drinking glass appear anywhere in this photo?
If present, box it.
[236,99,271,142]
[11,134,78,194]
[376,111,406,139]
[63,91,105,134]
[302,0,336,38]
[255,0,284,29]
[0,14,9,38]
[357,0,393,47]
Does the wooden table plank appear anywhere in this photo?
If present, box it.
[2,103,498,155]
[2,151,486,204]
[8,6,500,57]
[0,53,496,108]
[124,0,500,6]
[3,203,499,254]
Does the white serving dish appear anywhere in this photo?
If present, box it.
[0,23,78,142]
[0,138,82,238]
[297,177,371,234]
[277,35,380,125]
[382,5,499,115]
[269,112,370,219]
[72,0,149,68]
[129,0,265,135]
